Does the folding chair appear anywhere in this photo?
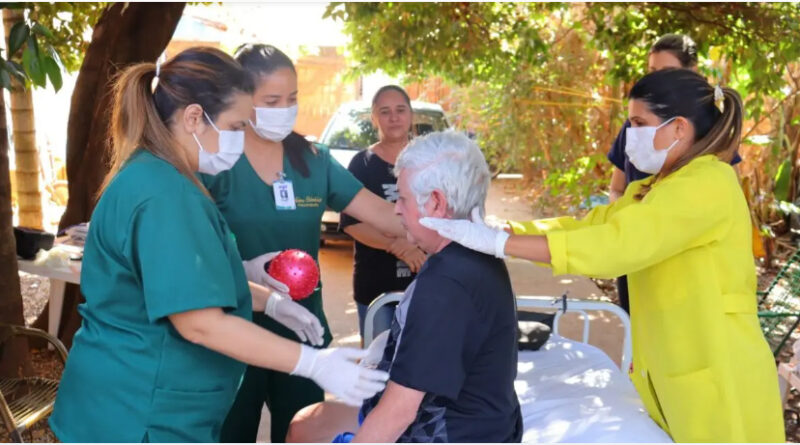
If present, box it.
[0,323,67,442]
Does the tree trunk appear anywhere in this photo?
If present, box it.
[45,2,185,347]
[3,8,42,230]
[0,85,33,378]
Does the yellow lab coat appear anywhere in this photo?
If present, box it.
[509,155,784,442]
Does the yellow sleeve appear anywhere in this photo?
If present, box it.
[508,183,641,236]
[545,167,734,279]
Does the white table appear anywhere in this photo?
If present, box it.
[17,255,81,340]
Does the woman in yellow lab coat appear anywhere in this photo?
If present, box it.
[421,69,784,442]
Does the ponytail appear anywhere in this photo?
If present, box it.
[100,47,254,197]
[101,64,200,196]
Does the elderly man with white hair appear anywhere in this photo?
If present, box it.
[286,131,522,443]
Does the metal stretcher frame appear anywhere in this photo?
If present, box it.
[363,292,633,373]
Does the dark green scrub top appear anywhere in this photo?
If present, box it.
[200,144,363,345]
[50,150,252,442]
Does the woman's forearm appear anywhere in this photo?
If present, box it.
[504,234,552,264]
[344,223,395,251]
[249,281,271,312]
[343,189,405,237]
[170,308,300,373]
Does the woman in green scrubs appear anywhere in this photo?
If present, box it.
[204,44,405,443]
[49,47,388,443]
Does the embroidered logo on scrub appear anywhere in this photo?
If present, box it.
[295,196,323,208]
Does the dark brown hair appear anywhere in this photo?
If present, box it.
[234,43,314,178]
[102,46,254,194]
[630,68,743,200]
[650,34,698,68]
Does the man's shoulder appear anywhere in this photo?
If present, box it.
[424,242,506,278]
[415,243,512,302]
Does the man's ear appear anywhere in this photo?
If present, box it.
[182,103,206,135]
[428,189,449,218]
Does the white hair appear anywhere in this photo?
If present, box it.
[394,130,490,219]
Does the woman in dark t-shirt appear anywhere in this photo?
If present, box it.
[340,85,426,339]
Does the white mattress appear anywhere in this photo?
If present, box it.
[517,336,673,443]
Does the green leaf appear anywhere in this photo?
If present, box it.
[46,44,63,68]
[8,22,29,56]
[26,35,39,59]
[31,22,55,40]
[21,45,32,73]
[3,60,25,83]
[22,46,45,88]
[774,159,792,202]
[0,68,11,90]
[42,56,62,92]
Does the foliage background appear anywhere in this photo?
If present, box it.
[326,2,800,258]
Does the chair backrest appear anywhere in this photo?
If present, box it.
[0,389,17,442]
[0,323,67,441]
[363,292,403,346]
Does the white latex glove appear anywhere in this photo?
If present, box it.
[292,345,390,406]
[361,330,390,369]
[265,292,325,346]
[242,251,291,294]
[419,207,509,258]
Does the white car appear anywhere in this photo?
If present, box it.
[316,100,450,240]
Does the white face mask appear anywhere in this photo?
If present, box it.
[193,112,245,175]
[250,104,298,142]
[625,117,680,174]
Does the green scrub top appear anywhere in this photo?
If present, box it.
[50,150,252,443]
[200,144,363,346]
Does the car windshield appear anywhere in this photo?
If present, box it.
[321,108,448,151]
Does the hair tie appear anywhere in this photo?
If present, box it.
[714,85,724,112]
[153,53,167,92]
[157,52,166,76]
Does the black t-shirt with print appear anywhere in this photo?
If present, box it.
[360,242,523,443]
[340,149,416,305]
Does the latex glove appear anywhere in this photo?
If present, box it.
[265,292,324,346]
[469,206,512,232]
[292,345,390,406]
[361,330,390,369]
[242,251,291,294]
[419,207,509,258]
[483,215,512,234]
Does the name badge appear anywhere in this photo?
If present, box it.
[273,179,296,210]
